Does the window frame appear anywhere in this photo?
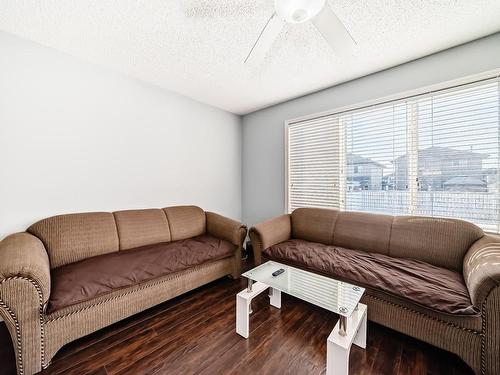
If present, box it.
[285,69,500,231]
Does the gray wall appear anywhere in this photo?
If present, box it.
[242,32,500,226]
[0,32,242,239]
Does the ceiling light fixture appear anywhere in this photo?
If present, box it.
[274,0,326,24]
[244,0,355,64]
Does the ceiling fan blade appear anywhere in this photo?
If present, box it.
[311,4,356,55]
[244,12,284,64]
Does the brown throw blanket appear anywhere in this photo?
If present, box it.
[264,239,477,316]
[48,235,235,313]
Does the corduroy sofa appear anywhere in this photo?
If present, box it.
[0,205,246,375]
[249,208,500,375]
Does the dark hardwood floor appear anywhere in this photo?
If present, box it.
[0,276,473,375]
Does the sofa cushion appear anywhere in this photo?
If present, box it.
[389,216,483,272]
[114,209,171,250]
[163,205,206,241]
[47,235,235,313]
[333,211,393,255]
[28,212,119,268]
[291,208,339,245]
[264,239,478,316]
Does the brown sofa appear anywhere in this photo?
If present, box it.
[249,208,500,375]
[0,205,246,375]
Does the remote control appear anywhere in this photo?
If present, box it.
[272,268,285,277]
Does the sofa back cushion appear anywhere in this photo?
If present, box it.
[163,205,206,241]
[333,211,393,255]
[389,216,483,272]
[114,209,171,250]
[28,212,119,268]
[288,207,484,271]
[291,208,339,245]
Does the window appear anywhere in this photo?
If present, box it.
[287,75,500,232]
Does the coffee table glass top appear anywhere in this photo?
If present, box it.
[242,261,365,317]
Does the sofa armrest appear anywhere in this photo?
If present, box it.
[463,234,500,308]
[0,233,51,373]
[206,212,247,248]
[206,212,247,279]
[0,232,51,305]
[249,214,291,265]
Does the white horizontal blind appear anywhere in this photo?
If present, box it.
[288,116,341,211]
[343,101,409,215]
[414,79,500,231]
[287,75,500,232]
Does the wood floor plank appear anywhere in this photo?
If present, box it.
[260,301,335,374]
[348,321,384,375]
[198,296,309,374]
[42,278,243,374]
[62,293,237,373]
[114,292,271,375]
[54,277,240,361]
[398,343,426,375]
[369,325,404,375]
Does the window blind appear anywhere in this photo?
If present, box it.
[288,116,341,211]
[287,75,500,232]
[414,80,500,231]
[344,101,409,215]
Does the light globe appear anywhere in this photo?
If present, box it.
[274,0,326,23]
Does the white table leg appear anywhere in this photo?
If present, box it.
[269,287,281,308]
[353,307,367,349]
[236,281,269,338]
[236,294,250,338]
[327,342,349,375]
[326,304,367,375]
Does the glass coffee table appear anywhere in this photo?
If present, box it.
[235,261,367,375]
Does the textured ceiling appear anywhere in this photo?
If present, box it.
[1,0,500,114]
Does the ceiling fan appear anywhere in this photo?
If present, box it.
[244,0,356,64]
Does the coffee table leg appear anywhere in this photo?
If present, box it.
[327,340,349,375]
[339,316,347,336]
[236,294,250,338]
[236,281,270,339]
[269,287,281,308]
[353,306,367,349]
[326,304,367,375]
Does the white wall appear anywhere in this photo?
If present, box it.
[242,32,500,226]
[0,32,242,239]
